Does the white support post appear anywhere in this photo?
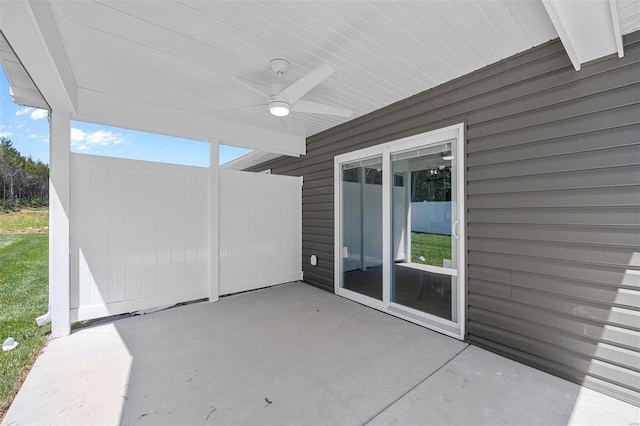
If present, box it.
[49,110,71,337]
[209,139,220,302]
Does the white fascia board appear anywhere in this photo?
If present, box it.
[543,0,620,71]
[0,0,77,113]
[219,150,260,171]
[74,88,305,157]
[220,151,280,171]
[9,86,49,110]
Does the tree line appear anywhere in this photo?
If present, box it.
[0,137,49,211]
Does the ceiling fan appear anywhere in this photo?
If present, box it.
[229,59,354,119]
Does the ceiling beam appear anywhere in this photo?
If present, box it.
[0,0,77,113]
[74,88,305,157]
[609,0,625,58]
[542,0,622,71]
[541,0,581,70]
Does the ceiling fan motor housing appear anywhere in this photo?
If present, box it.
[270,58,290,76]
[269,93,290,117]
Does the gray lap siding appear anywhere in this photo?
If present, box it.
[248,33,640,405]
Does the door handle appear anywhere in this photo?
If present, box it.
[452,221,459,239]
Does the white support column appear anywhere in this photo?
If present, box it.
[209,139,220,302]
[49,110,71,337]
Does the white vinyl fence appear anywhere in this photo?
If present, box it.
[70,154,210,321]
[411,201,452,235]
[219,170,302,295]
[70,156,302,321]
[343,181,409,269]
[342,181,452,270]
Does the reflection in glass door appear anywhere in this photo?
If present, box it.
[340,157,383,301]
[391,140,459,322]
[335,123,465,339]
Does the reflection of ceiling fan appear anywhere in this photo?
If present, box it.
[231,59,354,119]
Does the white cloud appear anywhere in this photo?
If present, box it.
[70,127,125,152]
[16,107,33,116]
[0,131,13,138]
[30,109,48,120]
[70,128,86,142]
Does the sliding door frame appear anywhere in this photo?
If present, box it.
[334,123,466,340]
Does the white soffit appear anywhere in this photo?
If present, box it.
[0,0,76,113]
[220,151,281,171]
[0,31,48,110]
[42,0,561,140]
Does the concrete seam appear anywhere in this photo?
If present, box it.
[361,344,471,426]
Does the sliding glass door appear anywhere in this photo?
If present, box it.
[335,123,465,338]
[340,156,383,301]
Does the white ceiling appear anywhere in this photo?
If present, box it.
[47,0,560,138]
[2,0,639,147]
[620,0,640,33]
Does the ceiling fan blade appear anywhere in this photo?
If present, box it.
[291,100,353,117]
[210,104,266,115]
[221,74,270,99]
[279,64,334,104]
[279,117,293,132]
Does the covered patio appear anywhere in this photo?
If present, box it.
[1,0,639,420]
[2,282,636,425]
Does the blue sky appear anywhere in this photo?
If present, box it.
[0,67,250,166]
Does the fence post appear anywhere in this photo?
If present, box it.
[209,139,219,302]
[49,110,71,337]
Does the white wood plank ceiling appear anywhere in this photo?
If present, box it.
[3,1,639,142]
[620,0,640,34]
[45,0,558,138]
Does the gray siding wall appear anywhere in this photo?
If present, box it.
[249,34,640,405]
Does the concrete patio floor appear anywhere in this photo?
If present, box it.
[2,282,638,425]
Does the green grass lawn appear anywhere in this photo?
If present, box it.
[411,232,451,267]
[0,208,48,233]
[0,210,49,417]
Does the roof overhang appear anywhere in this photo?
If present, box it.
[0,0,76,112]
[220,150,281,171]
[542,0,625,70]
[75,89,305,157]
[1,0,637,158]
[0,0,305,157]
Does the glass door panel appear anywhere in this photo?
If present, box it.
[391,140,459,322]
[340,157,383,301]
